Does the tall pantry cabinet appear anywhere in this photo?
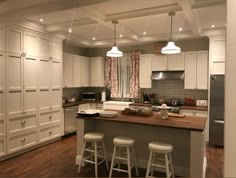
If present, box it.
[0,25,63,157]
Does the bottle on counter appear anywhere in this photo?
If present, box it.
[160,104,168,119]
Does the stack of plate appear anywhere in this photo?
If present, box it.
[99,111,118,118]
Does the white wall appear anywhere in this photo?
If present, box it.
[224,0,236,176]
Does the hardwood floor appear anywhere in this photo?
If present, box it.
[0,135,223,177]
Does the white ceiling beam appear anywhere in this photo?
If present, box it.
[83,7,139,40]
[0,0,110,23]
[176,0,201,36]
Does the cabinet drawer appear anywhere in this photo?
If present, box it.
[39,110,61,126]
[7,130,37,154]
[8,114,37,134]
[0,119,5,137]
[0,137,6,157]
[39,124,61,143]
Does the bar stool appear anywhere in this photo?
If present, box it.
[78,132,109,178]
[109,137,139,178]
[145,142,174,178]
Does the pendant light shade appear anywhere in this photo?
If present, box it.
[161,12,181,54]
[106,20,123,57]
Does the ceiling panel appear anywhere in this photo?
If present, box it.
[120,12,190,37]
[195,4,226,29]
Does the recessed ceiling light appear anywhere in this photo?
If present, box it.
[68,28,72,33]
[210,24,215,28]
[143,32,147,35]
[92,37,96,40]
[40,18,44,22]
[178,27,183,32]
[120,34,123,38]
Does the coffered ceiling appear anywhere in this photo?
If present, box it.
[0,0,226,47]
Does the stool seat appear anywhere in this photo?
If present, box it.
[84,132,104,141]
[113,137,135,146]
[148,142,173,153]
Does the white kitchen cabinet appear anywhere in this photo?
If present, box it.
[6,27,24,55]
[7,129,37,154]
[140,54,152,88]
[39,108,61,127]
[50,38,62,63]
[209,36,226,74]
[0,138,6,157]
[63,53,73,87]
[38,35,50,59]
[72,55,81,87]
[0,26,5,52]
[152,54,167,71]
[152,53,184,71]
[24,31,39,57]
[0,53,5,138]
[80,56,90,87]
[184,51,208,90]
[90,57,104,87]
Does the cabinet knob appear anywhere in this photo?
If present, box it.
[22,111,27,114]
[49,115,52,120]
[21,120,26,124]
[49,131,52,135]
[21,138,26,142]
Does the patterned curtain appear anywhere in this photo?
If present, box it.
[105,57,119,97]
[130,51,140,98]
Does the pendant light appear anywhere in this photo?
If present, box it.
[161,12,181,54]
[106,20,123,57]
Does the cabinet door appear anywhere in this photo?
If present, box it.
[24,32,39,57]
[51,61,61,88]
[6,54,23,116]
[140,54,152,88]
[73,56,81,87]
[151,54,167,71]
[197,51,208,89]
[63,53,73,87]
[38,35,50,59]
[0,26,5,52]
[184,52,197,89]
[90,57,104,87]
[0,138,6,157]
[38,58,51,111]
[6,28,23,55]
[24,55,38,112]
[0,53,5,137]
[50,39,62,63]
[210,36,225,62]
[167,53,184,70]
[80,57,90,87]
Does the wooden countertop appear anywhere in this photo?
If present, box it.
[77,111,206,132]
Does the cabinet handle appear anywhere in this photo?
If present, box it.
[21,120,26,124]
[49,131,52,135]
[21,138,26,142]
[22,111,27,114]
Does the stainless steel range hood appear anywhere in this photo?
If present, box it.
[151,71,184,80]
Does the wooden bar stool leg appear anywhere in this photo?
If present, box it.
[109,145,117,178]
[165,153,170,178]
[127,147,131,178]
[145,151,153,178]
[132,146,139,176]
[78,140,87,173]
[102,140,109,170]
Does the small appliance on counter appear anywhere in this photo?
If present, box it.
[143,93,151,103]
[196,100,208,107]
[81,92,101,101]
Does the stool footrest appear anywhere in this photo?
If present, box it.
[112,167,129,173]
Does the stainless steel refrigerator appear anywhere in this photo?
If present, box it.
[209,75,224,147]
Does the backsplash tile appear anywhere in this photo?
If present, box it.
[141,80,208,103]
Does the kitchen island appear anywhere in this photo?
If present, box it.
[76,111,207,177]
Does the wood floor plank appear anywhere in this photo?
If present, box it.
[0,135,223,177]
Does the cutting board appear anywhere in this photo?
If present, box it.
[168,113,185,118]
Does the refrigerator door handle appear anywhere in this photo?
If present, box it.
[214,120,224,124]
